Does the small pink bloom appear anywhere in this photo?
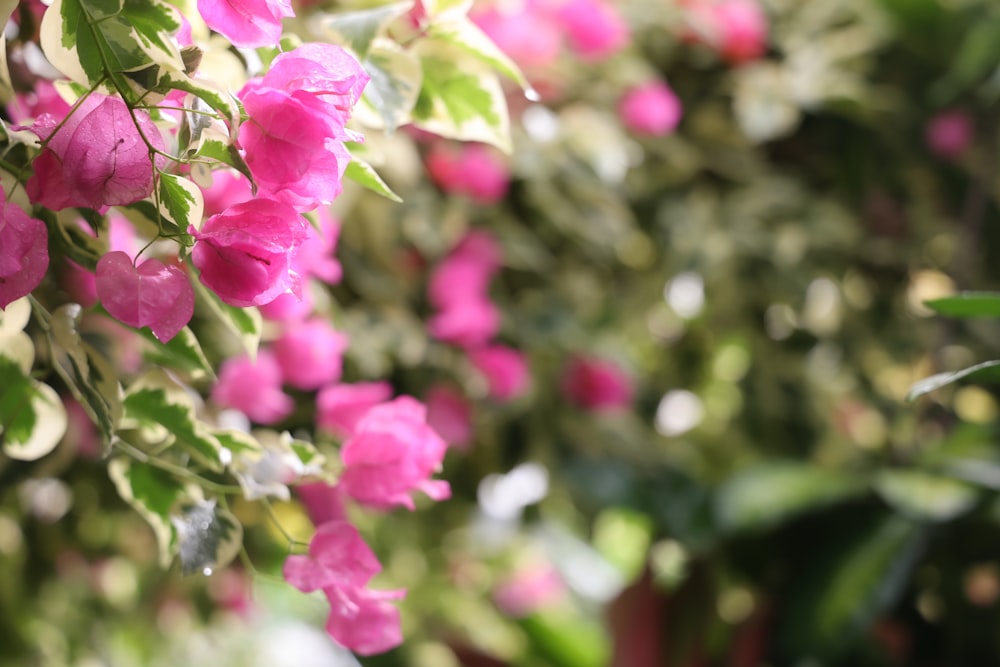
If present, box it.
[426,385,473,449]
[469,345,530,401]
[926,110,973,160]
[197,0,294,48]
[471,2,563,69]
[211,350,293,424]
[560,355,633,411]
[296,482,348,527]
[684,0,767,65]
[316,381,393,438]
[293,209,342,284]
[190,198,309,307]
[0,190,48,309]
[427,298,501,348]
[258,288,315,322]
[339,396,451,510]
[7,80,71,124]
[200,169,253,218]
[96,251,194,342]
[324,586,405,656]
[271,318,349,390]
[619,80,683,136]
[26,94,165,210]
[494,565,566,617]
[428,258,493,311]
[557,0,629,61]
[426,143,510,204]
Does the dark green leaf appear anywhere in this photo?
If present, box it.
[108,457,187,566]
[136,325,214,380]
[190,275,262,358]
[924,292,1000,318]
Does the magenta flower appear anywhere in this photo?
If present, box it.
[469,345,530,401]
[283,520,405,655]
[293,209,342,284]
[211,350,293,424]
[926,110,973,160]
[619,81,683,136]
[0,190,48,309]
[316,381,393,438]
[26,94,164,210]
[258,289,315,322]
[263,43,370,114]
[425,385,474,450]
[684,0,767,65]
[296,482,348,527]
[271,318,350,390]
[197,0,294,48]
[339,396,451,511]
[494,565,566,617]
[556,0,629,61]
[190,198,308,307]
[7,79,71,124]
[471,1,563,69]
[425,143,510,204]
[560,355,633,412]
[427,298,501,348]
[200,169,253,218]
[95,251,194,342]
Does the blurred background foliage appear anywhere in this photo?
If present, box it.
[7,0,1000,665]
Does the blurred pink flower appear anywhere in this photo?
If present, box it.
[197,0,294,48]
[925,110,973,160]
[684,0,768,65]
[426,143,510,204]
[258,288,315,322]
[296,482,348,527]
[556,0,629,61]
[7,79,71,124]
[494,565,566,617]
[211,350,293,424]
[0,189,48,309]
[619,80,683,136]
[427,298,502,348]
[426,384,474,449]
[316,381,393,438]
[293,209,342,284]
[190,198,309,307]
[200,169,253,218]
[339,396,451,510]
[469,345,530,401]
[271,318,350,390]
[560,355,633,411]
[427,230,503,310]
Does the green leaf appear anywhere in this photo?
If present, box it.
[190,275,263,359]
[0,298,35,374]
[108,457,187,566]
[136,325,214,381]
[122,369,227,471]
[780,513,926,660]
[156,172,205,236]
[924,292,1000,318]
[0,358,68,461]
[172,499,243,575]
[360,40,422,133]
[316,1,414,57]
[41,208,106,272]
[907,360,1000,401]
[875,469,979,522]
[412,40,511,152]
[160,72,241,131]
[428,18,529,90]
[518,612,609,667]
[345,156,402,202]
[714,462,866,533]
[194,139,255,184]
[47,304,123,441]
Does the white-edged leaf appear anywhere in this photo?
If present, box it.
[316,1,414,56]
[173,499,243,575]
[907,360,1000,401]
[108,457,188,566]
[428,17,528,90]
[137,325,214,380]
[359,39,422,133]
[157,171,205,234]
[0,358,67,461]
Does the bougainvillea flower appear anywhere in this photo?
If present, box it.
[494,564,566,617]
[0,190,48,309]
[293,209,342,284]
[95,251,194,342]
[469,345,530,401]
[425,384,474,449]
[7,79,71,124]
[683,0,768,64]
[263,43,370,114]
[211,350,293,424]
[296,482,348,527]
[316,381,393,438]
[471,1,563,69]
[26,94,164,210]
[428,229,503,309]
[925,110,973,160]
[200,169,253,217]
[619,80,683,136]
[560,355,634,411]
[197,0,294,48]
[271,318,350,390]
[425,143,510,204]
[427,298,501,348]
[189,198,308,307]
[339,396,451,510]
[556,0,629,61]
[283,520,405,655]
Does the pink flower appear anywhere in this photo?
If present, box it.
[494,565,566,617]
[316,381,393,438]
[263,43,370,114]
[7,79,71,124]
[293,209,342,284]
[296,482,348,526]
[283,520,405,655]
[471,1,563,69]
[426,385,473,449]
[271,319,349,390]
[200,169,253,217]
[469,345,530,401]
[339,396,451,510]
[427,298,501,348]
[26,94,165,210]
[560,355,633,411]
[0,189,48,309]
[190,198,309,307]
[426,143,510,204]
[556,0,629,61]
[95,251,194,342]
[926,110,973,160]
[211,350,293,424]
[619,81,683,136]
[197,0,294,48]
[427,234,502,310]
[684,0,767,65]
[258,289,315,322]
